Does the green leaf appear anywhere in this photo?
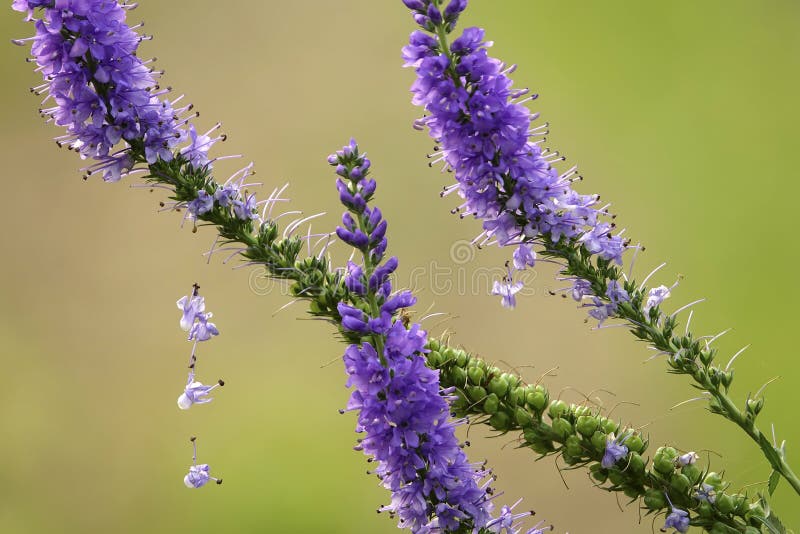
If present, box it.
[768,470,781,496]
[753,496,787,534]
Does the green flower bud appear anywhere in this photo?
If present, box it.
[489,411,511,432]
[731,494,748,515]
[427,339,441,352]
[427,350,442,368]
[576,415,599,437]
[484,393,500,415]
[625,434,645,454]
[697,502,714,518]
[467,366,484,385]
[627,452,646,478]
[488,376,510,398]
[548,399,568,420]
[514,406,533,427]
[466,385,487,403]
[643,489,667,510]
[561,451,580,466]
[623,486,641,500]
[590,463,608,483]
[551,418,573,440]
[572,404,591,418]
[681,464,702,485]
[670,473,691,494]
[455,350,468,367]
[746,502,765,522]
[715,493,734,515]
[745,398,764,416]
[442,347,458,363]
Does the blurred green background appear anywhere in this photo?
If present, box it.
[1,1,799,532]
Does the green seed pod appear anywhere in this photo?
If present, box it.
[484,393,500,415]
[607,468,626,487]
[715,493,734,515]
[514,406,533,427]
[527,390,548,412]
[590,463,608,483]
[427,350,442,368]
[442,347,458,362]
[654,447,678,475]
[704,472,724,491]
[600,418,619,435]
[509,387,526,406]
[681,464,702,485]
[591,431,607,453]
[561,451,580,466]
[565,435,583,458]
[551,418,573,440]
[466,385,487,403]
[697,502,713,518]
[746,502,765,522]
[529,439,554,455]
[669,473,691,494]
[427,339,441,352]
[623,486,641,500]
[627,452,646,478]
[489,411,511,432]
[572,404,591,418]
[488,376,509,398]
[467,366,484,385]
[625,434,645,454]
[455,350,468,367]
[731,494,748,515]
[576,415,599,437]
[449,366,467,386]
[548,399,568,420]
[643,489,666,510]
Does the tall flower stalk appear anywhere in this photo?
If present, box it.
[399,0,799,498]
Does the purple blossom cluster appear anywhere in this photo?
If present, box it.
[330,140,547,533]
[176,286,223,488]
[401,1,631,309]
[12,0,218,181]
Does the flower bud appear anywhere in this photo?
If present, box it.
[607,468,626,486]
[746,398,764,416]
[565,435,583,458]
[467,365,484,385]
[746,502,765,522]
[681,464,702,485]
[697,502,714,518]
[576,415,599,437]
[427,350,442,368]
[654,447,678,475]
[590,431,607,453]
[590,463,608,483]
[704,471,724,490]
[622,486,640,500]
[529,439,555,455]
[508,386,525,406]
[600,418,619,435]
[627,452,646,478]
[455,349,468,367]
[449,365,467,385]
[526,386,548,412]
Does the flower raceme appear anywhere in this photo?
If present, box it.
[329,140,550,534]
[12,0,221,181]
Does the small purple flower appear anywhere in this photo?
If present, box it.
[189,313,219,342]
[663,505,690,533]
[676,451,698,467]
[570,278,593,301]
[180,125,215,169]
[177,293,205,332]
[694,483,716,504]
[177,372,223,410]
[188,190,214,217]
[233,192,258,221]
[605,280,629,305]
[644,284,671,314]
[512,243,536,270]
[601,433,629,468]
[214,183,239,207]
[184,438,221,488]
[492,278,523,309]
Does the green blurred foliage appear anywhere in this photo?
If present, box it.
[0,1,798,532]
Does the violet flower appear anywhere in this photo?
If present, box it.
[184,437,221,488]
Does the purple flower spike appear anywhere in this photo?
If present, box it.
[180,125,215,169]
[512,243,536,270]
[188,190,214,217]
[601,433,629,468]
